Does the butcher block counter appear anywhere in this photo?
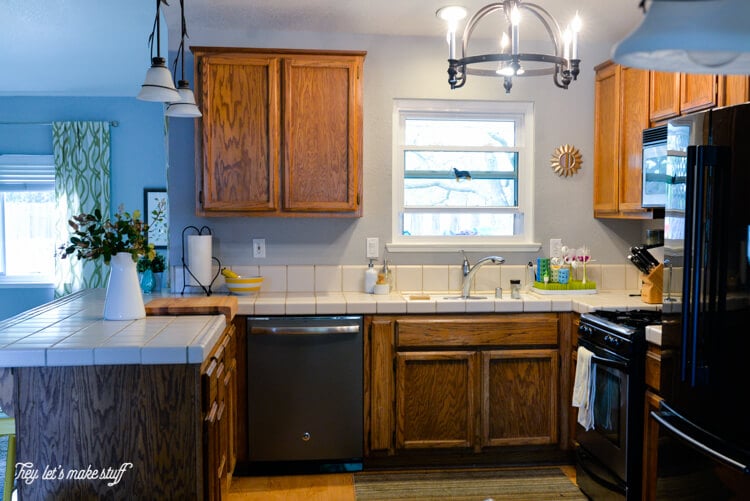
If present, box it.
[3,289,238,500]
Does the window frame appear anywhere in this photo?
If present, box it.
[0,154,56,285]
[389,99,540,253]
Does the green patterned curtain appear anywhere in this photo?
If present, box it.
[53,122,111,297]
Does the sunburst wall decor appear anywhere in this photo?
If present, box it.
[550,144,582,177]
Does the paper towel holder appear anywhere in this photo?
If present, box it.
[181,225,221,296]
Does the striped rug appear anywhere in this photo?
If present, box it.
[354,468,587,500]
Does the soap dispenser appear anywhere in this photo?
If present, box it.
[364,259,378,293]
[374,258,392,294]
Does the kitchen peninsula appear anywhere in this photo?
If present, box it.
[0,289,236,500]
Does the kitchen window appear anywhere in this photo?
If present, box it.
[0,154,56,283]
[390,99,537,252]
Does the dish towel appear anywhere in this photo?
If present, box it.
[572,346,596,431]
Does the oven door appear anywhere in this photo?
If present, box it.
[576,338,630,482]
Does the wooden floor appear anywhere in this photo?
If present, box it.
[228,466,577,501]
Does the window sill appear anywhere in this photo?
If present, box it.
[386,241,542,253]
[0,277,55,288]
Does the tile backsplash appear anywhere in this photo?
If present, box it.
[172,263,643,294]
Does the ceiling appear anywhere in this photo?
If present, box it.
[0,0,644,96]
[165,0,644,47]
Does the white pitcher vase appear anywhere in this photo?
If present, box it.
[104,252,146,320]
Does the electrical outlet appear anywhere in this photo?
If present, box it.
[253,239,266,258]
[366,237,379,259]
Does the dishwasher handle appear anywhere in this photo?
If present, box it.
[250,324,360,335]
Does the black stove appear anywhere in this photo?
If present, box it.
[575,308,662,501]
[579,309,661,359]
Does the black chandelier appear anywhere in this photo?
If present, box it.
[437,0,582,93]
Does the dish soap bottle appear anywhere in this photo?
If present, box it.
[364,259,378,293]
[374,258,392,294]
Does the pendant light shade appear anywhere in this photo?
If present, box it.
[137,0,180,102]
[138,57,181,102]
[612,0,750,74]
[165,0,202,118]
[166,80,202,117]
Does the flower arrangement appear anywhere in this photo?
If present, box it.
[137,253,166,273]
[59,204,165,265]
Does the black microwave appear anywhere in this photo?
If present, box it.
[642,125,668,208]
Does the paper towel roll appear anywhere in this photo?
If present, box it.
[187,234,212,286]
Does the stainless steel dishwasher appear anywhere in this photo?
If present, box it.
[245,316,363,472]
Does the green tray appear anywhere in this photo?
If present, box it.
[531,280,597,295]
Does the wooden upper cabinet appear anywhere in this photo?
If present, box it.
[593,61,651,219]
[282,55,363,213]
[619,66,651,214]
[649,71,681,123]
[198,53,280,213]
[193,47,365,217]
[680,73,718,114]
[593,61,620,216]
[720,75,750,107]
[650,72,719,124]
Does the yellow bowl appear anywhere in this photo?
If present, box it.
[224,276,263,295]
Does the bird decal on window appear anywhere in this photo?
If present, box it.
[453,167,472,181]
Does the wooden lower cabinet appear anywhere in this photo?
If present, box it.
[202,322,237,501]
[15,321,238,501]
[642,390,662,501]
[396,351,477,450]
[366,314,561,461]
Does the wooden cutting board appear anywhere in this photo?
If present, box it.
[145,296,238,321]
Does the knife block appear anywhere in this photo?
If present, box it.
[640,263,663,304]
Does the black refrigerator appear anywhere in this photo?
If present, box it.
[658,103,750,499]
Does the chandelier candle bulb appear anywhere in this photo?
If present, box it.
[511,6,520,56]
[571,13,582,60]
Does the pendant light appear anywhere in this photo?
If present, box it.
[612,0,750,74]
[137,0,181,102]
[166,0,202,117]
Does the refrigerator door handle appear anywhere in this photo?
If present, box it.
[651,409,750,474]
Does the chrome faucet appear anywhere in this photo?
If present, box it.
[460,251,505,298]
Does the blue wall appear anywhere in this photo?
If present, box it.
[0,96,167,319]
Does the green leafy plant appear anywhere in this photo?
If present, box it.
[59,204,165,265]
[137,253,166,273]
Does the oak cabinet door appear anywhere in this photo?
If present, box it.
[680,73,717,114]
[649,71,681,123]
[282,55,363,213]
[481,349,558,447]
[721,75,750,106]
[396,351,478,450]
[593,61,620,216]
[198,53,280,212]
[618,66,651,214]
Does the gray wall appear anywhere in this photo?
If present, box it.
[168,30,650,268]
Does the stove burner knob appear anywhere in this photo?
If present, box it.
[604,334,621,346]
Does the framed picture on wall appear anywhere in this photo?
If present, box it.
[144,188,168,249]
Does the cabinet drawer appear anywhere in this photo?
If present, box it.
[396,314,558,348]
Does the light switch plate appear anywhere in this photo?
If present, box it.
[253,239,266,258]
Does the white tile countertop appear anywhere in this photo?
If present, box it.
[0,289,226,368]
[233,289,660,316]
[0,288,662,368]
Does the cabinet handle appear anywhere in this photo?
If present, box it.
[204,359,218,377]
[205,401,218,424]
[217,401,225,422]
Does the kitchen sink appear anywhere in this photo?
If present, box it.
[402,294,489,301]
